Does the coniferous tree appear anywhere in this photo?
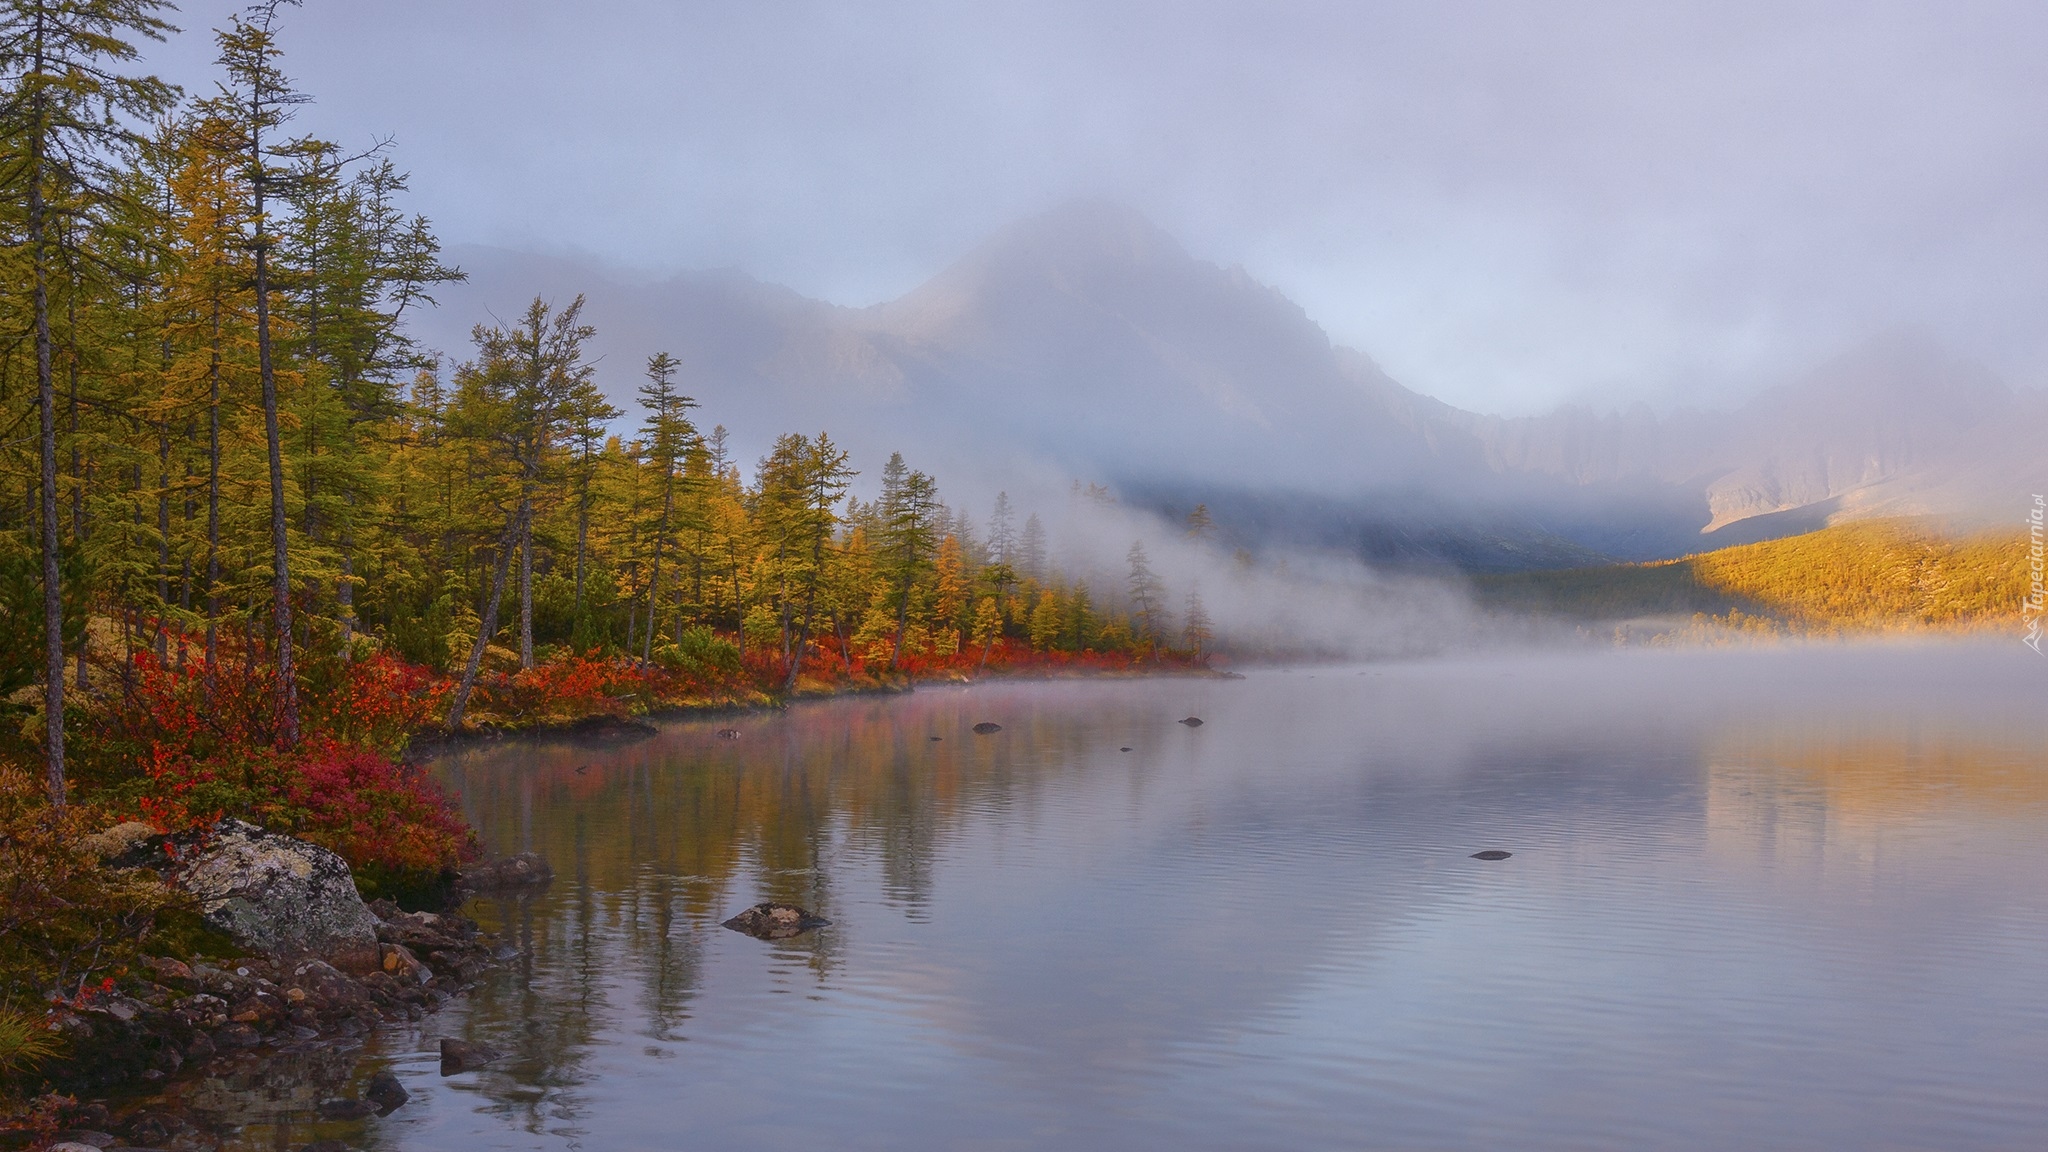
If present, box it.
[0,0,178,805]
[636,351,694,664]
[1126,540,1167,654]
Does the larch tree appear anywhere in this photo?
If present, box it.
[1126,540,1167,654]
[442,295,596,728]
[204,0,315,744]
[636,350,695,664]
[0,0,178,806]
[877,452,938,670]
[1182,584,1213,660]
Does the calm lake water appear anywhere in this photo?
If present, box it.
[194,644,2048,1150]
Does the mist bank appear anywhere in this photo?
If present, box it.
[413,203,2048,572]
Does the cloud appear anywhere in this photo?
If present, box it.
[137,1,2048,412]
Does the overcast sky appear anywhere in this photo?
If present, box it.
[137,1,2048,414]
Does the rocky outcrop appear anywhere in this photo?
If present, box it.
[151,819,382,970]
[32,900,496,1103]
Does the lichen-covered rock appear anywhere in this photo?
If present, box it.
[166,819,380,970]
[78,821,161,861]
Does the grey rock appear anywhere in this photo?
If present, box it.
[1178,716,1204,727]
[51,1133,115,1149]
[1470,850,1512,861]
[721,902,831,940]
[46,1143,107,1152]
[972,722,1002,734]
[165,819,380,970]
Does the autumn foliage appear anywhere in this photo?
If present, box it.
[69,642,470,896]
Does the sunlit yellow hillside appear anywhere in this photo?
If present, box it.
[1477,518,2033,632]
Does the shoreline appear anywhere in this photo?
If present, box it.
[405,662,1240,762]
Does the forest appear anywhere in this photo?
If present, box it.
[0,0,1222,1029]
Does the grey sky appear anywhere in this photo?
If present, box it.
[139,1,2048,414]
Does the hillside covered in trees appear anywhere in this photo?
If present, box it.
[1473,518,2033,636]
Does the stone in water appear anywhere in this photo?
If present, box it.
[439,1038,504,1075]
[722,902,832,940]
[973,722,1002,734]
[1470,850,1512,861]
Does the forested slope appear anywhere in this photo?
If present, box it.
[1474,519,2032,633]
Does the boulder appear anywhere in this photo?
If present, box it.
[164,819,380,970]
[972,722,1002,734]
[721,902,831,940]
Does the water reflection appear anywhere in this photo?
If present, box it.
[209,645,2048,1150]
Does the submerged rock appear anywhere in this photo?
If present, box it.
[1470,850,1512,861]
[721,902,831,940]
[316,1097,376,1120]
[1120,747,1133,752]
[972,722,1002,734]
[1179,716,1204,727]
[439,1038,504,1075]
[457,852,554,891]
[162,819,381,969]
[716,728,743,739]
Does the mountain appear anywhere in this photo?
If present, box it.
[411,203,2047,569]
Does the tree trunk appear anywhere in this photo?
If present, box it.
[642,471,673,665]
[66,270,85,693]
[254,177,298,745]
[518,502,534,669]
[29,131,66,812]
[447,507,522,730]
[155,420,170,663]
[204,299,222,686]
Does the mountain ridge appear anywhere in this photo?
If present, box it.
[412,203,2046,568]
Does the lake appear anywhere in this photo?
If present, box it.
[187,643,2048,1150]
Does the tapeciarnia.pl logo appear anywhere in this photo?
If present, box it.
[2026,495,2045,655]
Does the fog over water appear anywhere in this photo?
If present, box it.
[156,643,2048,1150]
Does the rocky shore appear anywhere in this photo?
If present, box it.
[2,822,531,1152]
